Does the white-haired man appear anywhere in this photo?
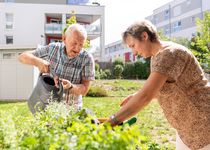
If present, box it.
[19,24,95,110]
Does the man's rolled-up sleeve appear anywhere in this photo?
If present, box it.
[82,53,95,81]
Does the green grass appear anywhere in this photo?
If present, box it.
[0,79,175,149]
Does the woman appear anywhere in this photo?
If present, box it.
[108,20,210,150]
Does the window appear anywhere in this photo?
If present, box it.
[3,53,16,59]
[5,13,13,29]
[67,0,89,5]
[4,0,14,2]
[192,33,196,37]
[172,21,182,32]
[49,39,62,43]
[164,9,170,20]
[191,16,195,23]
[153,15,158,24]
[50,19,61,24]
[6,36,13,44]
[164,26,170,34]
[173,5,181,17]
[186,0,191,6]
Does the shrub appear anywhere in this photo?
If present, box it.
[123,62,135,79]
[113,58,124,67]
[87,86,108,97]
[99,69,107,79]
[113,65,124,79]
[95,63,100,72]
[134,59,150,79]
[103,69,112,79]
[95,70,101,79]
[95,69,112,79]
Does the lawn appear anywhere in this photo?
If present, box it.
[0,80,175,149]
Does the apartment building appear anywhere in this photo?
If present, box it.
[104,40,142,63]
[104,0,210,62]
[0,0,104,100]
[146,0,210,39]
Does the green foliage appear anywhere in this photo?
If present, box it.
[148,142,161,150]
[95,63,100,72]
[63,11,77,34]
[0,80,175,149]
[134,59,150,79]
[172,37,190,48]
[0,102,147,150]
[103,69,112,79]
[83,39,90,49]
[113,65,124,79]
[159,30,190,48]
[123,62,135,79]
[190,11,210,70]
[113,58,124,67]
[87,86,108,97]
[95,63,113,79]
[63,11,90,49]
[158,30,170,41]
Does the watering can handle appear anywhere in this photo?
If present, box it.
[49,67,63,95]
[39,66,63,94]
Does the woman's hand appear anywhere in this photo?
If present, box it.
[61,79,72,90]
[120,94,134,107]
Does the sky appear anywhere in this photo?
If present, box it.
[95,0,173,45]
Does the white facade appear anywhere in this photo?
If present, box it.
[146,0,210,39]
[104,40,138,63]
[104,0,210,62]
[0,2,105,100]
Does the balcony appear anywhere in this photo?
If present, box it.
[45,23,63,34]
[84,24,100,34]
[45,23,101,39]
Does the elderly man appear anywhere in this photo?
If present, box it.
[18,23,95,110]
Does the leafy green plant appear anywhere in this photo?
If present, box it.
[113,58,124,67]
[190,11,210,70]
[16,102,147,150]
[0,80,175,150]
[113,65,124,79]
[123,62,135,79]
[87,86,108,97]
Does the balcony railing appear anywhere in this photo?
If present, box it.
[84,24,100,34]
[45,23,100,35]
[45,23,63,34]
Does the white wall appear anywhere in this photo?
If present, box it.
[171,26,197,39]
[0,3,105,46]
[0,50,34,100]
[202,0,210,11]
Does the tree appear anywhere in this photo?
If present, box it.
[63,11,90,49]
[63,11,77,34]
[190,11,210,70]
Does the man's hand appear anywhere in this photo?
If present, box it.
[61,79,72,90]
[120,94,134,107]
[37,59,50,73]
[53,76,59,88]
